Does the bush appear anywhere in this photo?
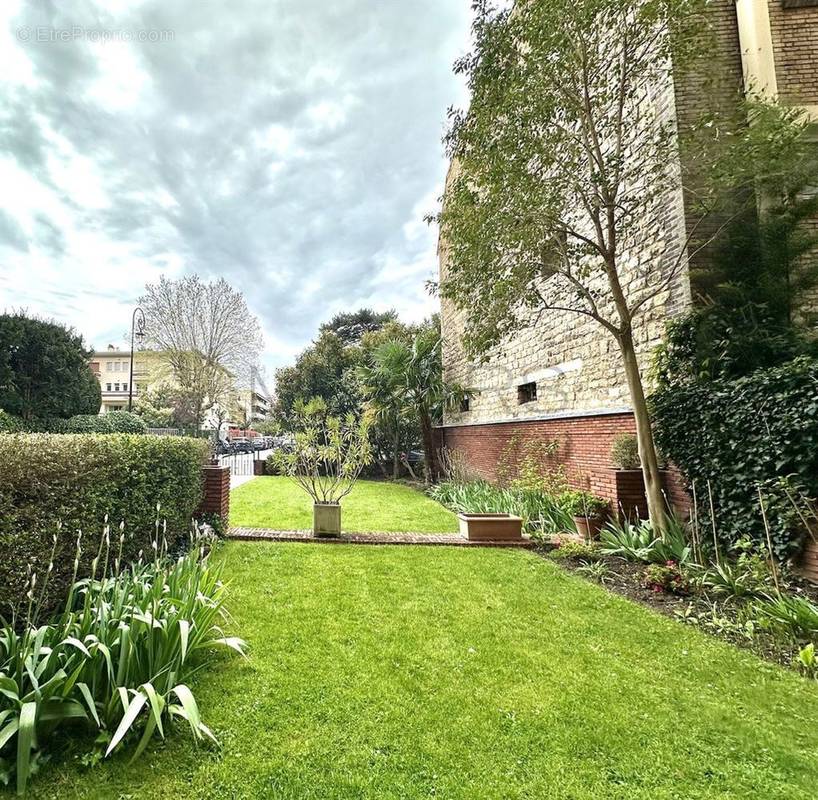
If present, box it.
[610,433,640,470]
[547,538,600,561]
[63,411,147,434]
[0,536,245,794]
[0,433,208,617]
[0,409,22,433]
[652,356,818,560]
[558,490,609,520]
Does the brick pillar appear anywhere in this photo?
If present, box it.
[196,465,230,522]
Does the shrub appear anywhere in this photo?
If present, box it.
[63,411,147,434]
[558,490,609,520]
[0,433,208,617]
[0,534,245,794]
[547,538,600,561]
[610,433,640,470]
[652,356,818,559]
[0,409,22,433]
[644,561,690,595]
[600,516,692,564]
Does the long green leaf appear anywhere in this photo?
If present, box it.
[16,702,37,796]
[106,692,146,757]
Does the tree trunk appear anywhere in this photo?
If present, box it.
[617,329,667,533]
[392,419,401,480]
[419,411,439,485]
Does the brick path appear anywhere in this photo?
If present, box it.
[228,527,534,548]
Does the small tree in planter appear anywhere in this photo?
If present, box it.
[559,490,610,541]
[272,397,373,536]
[611,434,641,471]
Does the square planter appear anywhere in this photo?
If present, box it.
[458,513,523,542]
[314,503,341,537]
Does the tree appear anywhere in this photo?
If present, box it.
[319,308,399,347]
[139,276,263,430]
[0,313,100,420]
[435,0,814,529]
[358,321,466,484]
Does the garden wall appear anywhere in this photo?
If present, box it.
[0,433,209,617]
[437,411,689,516]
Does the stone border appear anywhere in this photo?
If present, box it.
[228,527,534,548]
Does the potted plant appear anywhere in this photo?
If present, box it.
[559,490,609,541]
[271,397,373,537]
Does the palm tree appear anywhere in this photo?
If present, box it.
[359,325,467,483]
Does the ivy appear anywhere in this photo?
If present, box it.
[652,357,818,560]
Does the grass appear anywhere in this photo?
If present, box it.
[230,477,459,533]
[19,542,818,799]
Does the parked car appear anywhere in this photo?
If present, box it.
[231,438,254,454]
[252,437,267,451]
[214,439,233,456]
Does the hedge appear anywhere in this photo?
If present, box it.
[0,434,209,618]
[652,356,818,560]
[62,411,147,434]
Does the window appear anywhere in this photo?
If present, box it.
[114,383,120,392]
[460,396,471,413]
[114,362,121,372]
[106,383,112,392]
[123,383,128,392]
[106,362,113,372]
[517,382,537,404]
[782,1,818,9]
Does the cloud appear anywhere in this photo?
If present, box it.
[0,0,471,381]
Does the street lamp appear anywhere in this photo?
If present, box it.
[128,307,146,412]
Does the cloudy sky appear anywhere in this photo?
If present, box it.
[0,0,472,379]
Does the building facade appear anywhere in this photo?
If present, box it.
[438,1,818,504]
[90,345,153,414]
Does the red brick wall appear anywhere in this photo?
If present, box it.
[196,465,230,521]
[438,413,690,516]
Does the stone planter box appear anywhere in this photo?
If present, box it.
[314,503,341,537]
[458,513,523,542]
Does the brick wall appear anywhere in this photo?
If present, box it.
[196,465,230,521]
[438,412,690,516]
[769,1,818,105]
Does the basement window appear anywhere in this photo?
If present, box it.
[782,0,818,8]
[460,396,471,413]
[517,382,538,405]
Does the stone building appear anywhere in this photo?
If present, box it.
[437,1,818,508]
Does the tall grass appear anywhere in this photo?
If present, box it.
[0,524,245,794]
[429,480,576,537]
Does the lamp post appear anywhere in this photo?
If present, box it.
[128,307,146,412]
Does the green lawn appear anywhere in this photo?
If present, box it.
[230,477,459,533]
[21,542,818,800]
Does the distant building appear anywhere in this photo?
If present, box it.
[90,345,154,414]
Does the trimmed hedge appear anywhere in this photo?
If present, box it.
[652,357,818,560]
[63,411,147,434]
[0,434,209,617]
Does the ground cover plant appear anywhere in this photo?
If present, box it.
[230,477,458,533]
[13,542,818,799]
[0,529,244,794]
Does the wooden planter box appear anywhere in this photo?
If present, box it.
[798,535,818,584]
[458,513,523,542]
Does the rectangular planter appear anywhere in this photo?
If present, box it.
[458,513,523,542]
[314,503,341,537]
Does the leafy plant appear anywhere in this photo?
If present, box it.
[575,560,611,584]
[547,538,600,561]
[796,643,817,679]
[271,397,373,505]
[63,411,147,434]
[755,594,818,643]
[600,515,692,564]
[644,561,690,595]
[0,527,245,794]
[610,434,640,470]
[558,491,609,520]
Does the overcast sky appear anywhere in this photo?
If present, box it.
[0,0,472,379]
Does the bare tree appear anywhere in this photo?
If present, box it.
[139,276,263,430]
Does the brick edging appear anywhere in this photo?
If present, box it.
[227,527,534,549]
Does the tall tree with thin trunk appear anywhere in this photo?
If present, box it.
[139,276,263,430]
[435,0,813,530]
